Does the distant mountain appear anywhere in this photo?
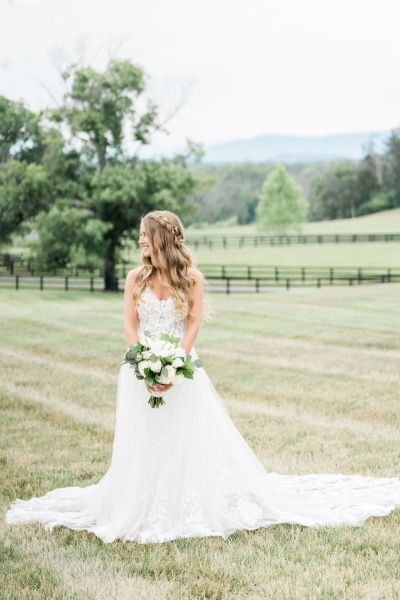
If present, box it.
[203,132,389,164]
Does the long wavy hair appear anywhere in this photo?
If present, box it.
[133,210,212,322]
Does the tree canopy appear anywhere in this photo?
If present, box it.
[0,59,203,289]
[255,164,307,232]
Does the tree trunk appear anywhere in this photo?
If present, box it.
[97,144,107,172]
[104,244,119,291]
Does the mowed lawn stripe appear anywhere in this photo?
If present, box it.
[1,395,399,599]
[1,288,400,598]
[0,396,179,600]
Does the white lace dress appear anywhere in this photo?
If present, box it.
[5,286,400,543]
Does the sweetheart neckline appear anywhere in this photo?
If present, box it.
[145,286,172,303]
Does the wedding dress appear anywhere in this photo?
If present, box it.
[5,285,400,544]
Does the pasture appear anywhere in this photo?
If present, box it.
[134,210,400,269]
[1,284,400,599]
[186,207,400,235]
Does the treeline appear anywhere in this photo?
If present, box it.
[0,59,205,289]
[187,131,400,225]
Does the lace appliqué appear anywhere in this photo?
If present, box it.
[137,287,186,343]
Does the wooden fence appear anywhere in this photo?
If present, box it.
[1,267,398,293]
[184,232,400,249]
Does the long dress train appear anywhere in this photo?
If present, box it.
[5,286,400,543]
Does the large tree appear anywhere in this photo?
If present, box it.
[0,95,42,164]
[52,58,159,171]
[38,58,201,289]
[383,129,400,208]
[0,95,86,243]
[308,160,362,221]
[255,164,307,231]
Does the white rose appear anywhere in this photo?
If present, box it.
[149,359,162,373]
[149,341,174,358]
[174,346,186,359]
[138,360,150,376]
[142,350,152,359]
[157,364,176,385]
[172,357,184,368]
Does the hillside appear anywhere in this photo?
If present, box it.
[203,131,388,164]
[186,208,400,236]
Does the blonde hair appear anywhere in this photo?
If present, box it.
[133,210,213,323]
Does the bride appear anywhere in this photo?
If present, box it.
[5,209,400,544]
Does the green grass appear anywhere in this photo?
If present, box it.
[186,207,400,235]
[125,241,400,269]
[135,210,400,269]
[1,286,400,599]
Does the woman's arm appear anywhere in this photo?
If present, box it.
[180,269,204,354]
[123,268,140,346]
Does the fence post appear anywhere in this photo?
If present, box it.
[90,277,94,292]
[302,267,306,282]
[286,278,290,290]
[387,268,391,282]
[358,268,362,284]
[65,276,69,291]
[116,277,119,291]
[15,275,19,290]
[274,267,279,282]
[329,268,333,284]
[255,278,259,292]
[317,278,321,288]
[221,265,225,278]
[226,278,230,294]
[40,276,44,291]
[247,266,251,279]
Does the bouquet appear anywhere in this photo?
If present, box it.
[122,330,203,408]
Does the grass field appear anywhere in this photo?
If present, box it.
[186,208,400,235]
[1,286,400,599]
[129,242,400,270]
[135,210,400,269]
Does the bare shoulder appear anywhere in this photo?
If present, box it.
[125,266,141,288]
[188,267,204,283]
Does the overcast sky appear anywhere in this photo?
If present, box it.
[1,0,400,155]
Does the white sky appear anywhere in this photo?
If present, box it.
[1,0,400,155]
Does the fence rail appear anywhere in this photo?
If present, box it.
[1,252,399,282]
[184,232,400,249]
[1,269,399,293]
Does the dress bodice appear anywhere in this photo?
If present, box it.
[137,286,186,344]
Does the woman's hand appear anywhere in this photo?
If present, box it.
[147,382,173,394]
